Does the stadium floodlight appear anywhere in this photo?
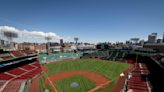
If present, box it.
[130,38,139,45]
[74,37,79,51]
[74,37,78,45]
[3,31,18,41]
[2,31,18,48]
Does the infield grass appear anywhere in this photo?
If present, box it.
[55,76,95,92]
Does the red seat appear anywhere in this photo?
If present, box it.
[2,80,24,92]
[20,64,35,70]
[7,68,26,76]
[0,73,14,80]
[10,51,25,58]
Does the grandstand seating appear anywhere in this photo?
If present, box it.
[7,68,26,76]
[0,81,5,89]
[97,50,108,58]
[127,63,150,92]
[20,64,35,71]
[110,51,117,58]
[17,67,41,79]
[80,50,127,61]
[0,73,14,80]
[0,62,42,92]
[10,51,25,58]
[0,49,40,92]
[108,51,112,57]
[117,52,123,58]
[0,53,14,60]
[108,51,118,60]
[127,59,136,64]
[22,50,36,55]
[152,54,163,62]
[2,80,24,92]
[115,52,126,60]
[0,50,37,62]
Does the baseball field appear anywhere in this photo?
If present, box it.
[39,59,129,92]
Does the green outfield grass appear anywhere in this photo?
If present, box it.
[40,59,129,92]
[55,76,95,92]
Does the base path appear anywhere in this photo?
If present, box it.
[46,70,110,91]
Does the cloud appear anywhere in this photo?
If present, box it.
[0,26,19,33]
[0,25,69,42]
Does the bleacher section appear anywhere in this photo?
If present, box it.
[109,51,118,60]
[151,54,164,69]
[80,50,128,61]
[96,50,108,58]
[115,52,126,61]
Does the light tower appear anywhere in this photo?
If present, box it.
[74,37,79,51]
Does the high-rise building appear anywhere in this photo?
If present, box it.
[60,39,64,46]
[148,33,157,43]
[152,33,157,36]
[163,33,164,43]
[157,39,162,43]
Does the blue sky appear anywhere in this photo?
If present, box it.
[0,0,164,43]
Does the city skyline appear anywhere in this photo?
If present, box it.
[0,0,164,43]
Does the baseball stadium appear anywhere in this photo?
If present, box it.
[0,45,164,92]
[0,0,164,92]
